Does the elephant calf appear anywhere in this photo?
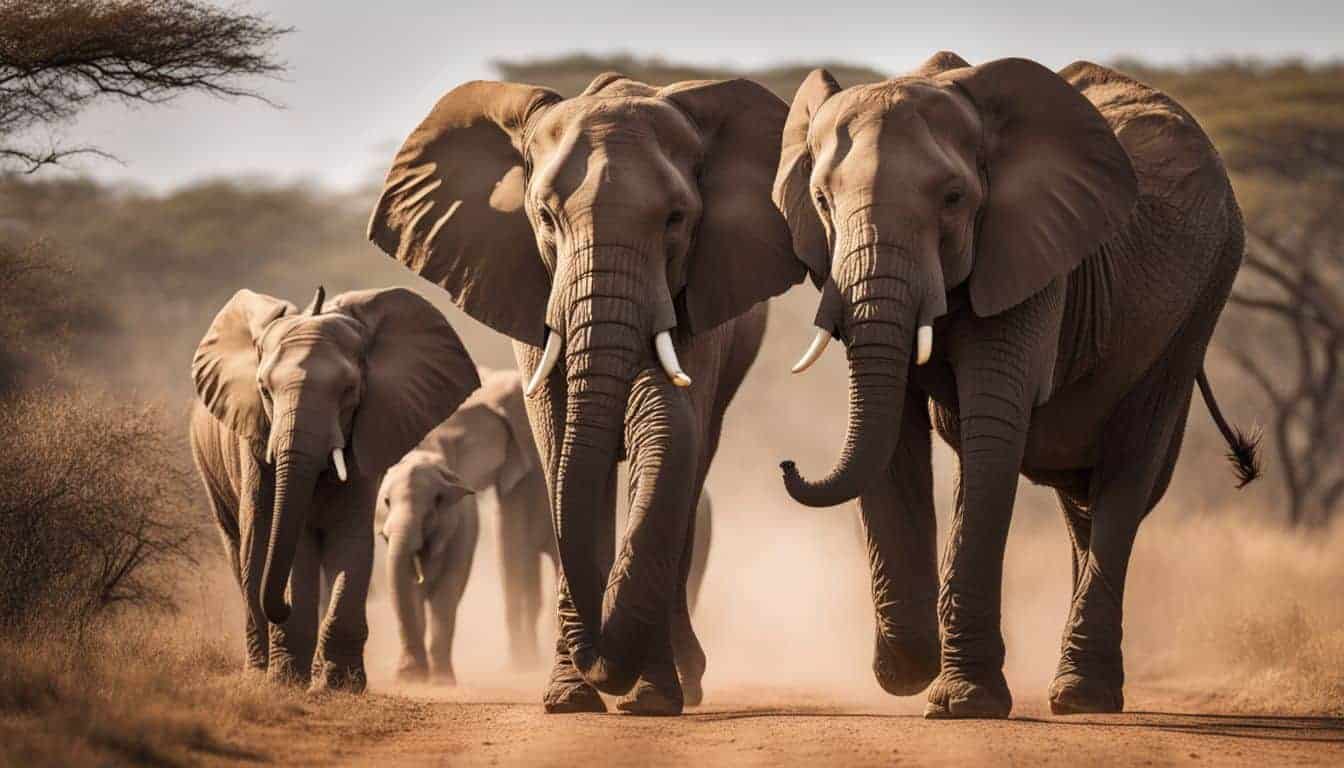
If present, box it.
[190,286,478,692]
[376,368,712,683]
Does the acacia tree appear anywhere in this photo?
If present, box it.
[1227,175,1344,527]
[0,0,287,172]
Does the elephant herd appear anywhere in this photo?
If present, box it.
[189,52,1258,720]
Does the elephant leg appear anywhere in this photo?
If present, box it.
[268,528,320,687]
[1057,491,1092,597]
[426,512,477,685]
[207,485,269,673]
[504,549,542,669]
[542,463,616,714]
[861,389,940,696]
[617,475,703,716]
[1050,369,1194,715]
[622,347,725,716]
[500,481,544,669]
[311,519,373,694]
[927,329,1044,720]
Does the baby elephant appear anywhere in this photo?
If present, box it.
[377,369,713,682]
[190,286,478,692]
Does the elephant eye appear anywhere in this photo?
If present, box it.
[814,192,829,215]
[666,211,684,229]
[943,189,964,208]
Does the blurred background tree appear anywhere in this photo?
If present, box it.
[0,0,287,172]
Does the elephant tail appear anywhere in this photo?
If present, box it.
[1196,367,1262,488]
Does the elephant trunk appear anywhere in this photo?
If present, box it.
[260,409,325,625]
[570,369,696,693]
[385,531,427,667]
[550,245,683,695]
[781,245,922,507]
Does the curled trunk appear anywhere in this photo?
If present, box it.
[782,246,919,507]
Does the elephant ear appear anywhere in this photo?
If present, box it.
[475,368,538,495]
[329,288,481,475]
[191,290,295,441]
[368,81,562,346]
[943,58,1138,317]
[772,69,841,287]
[661,79,807,335]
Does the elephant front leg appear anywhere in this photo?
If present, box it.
[267,529,321,687]
[861,390,940,696]
[542,467,617,714]
[311,521,373,693]
[927,341,1038,719]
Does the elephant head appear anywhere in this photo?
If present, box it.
[192,286,480,624]
[368,75,802,692]
[377,450,474,638]
[774,53,1137,506]
[419,367,539,497]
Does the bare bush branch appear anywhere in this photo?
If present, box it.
[0,0,289,172]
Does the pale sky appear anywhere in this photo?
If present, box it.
[45,0,1343,191]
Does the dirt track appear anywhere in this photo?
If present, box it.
[310,684,1343,767]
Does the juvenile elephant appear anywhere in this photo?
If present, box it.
[369,74,800,714]
[190,286,479,691]
[774,54,1258,718]
[377,366,715,679]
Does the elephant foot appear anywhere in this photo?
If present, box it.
[873,632,940,696]
[429,667,458,687]
[395,661,429,683]
[309,661,367,694]
[1048,672,1124,715]
[924,669,1012,719]
[679,673,703,708]
[543,679,607,714]
[616,678,684,717]
[266,657,311,689]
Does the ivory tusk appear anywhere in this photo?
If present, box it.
[412,553,426,585]
[791,328,832,374]
[524,329,562,396]
[654,330,692,387]
[916,325,933,366]
[332,447,348,482]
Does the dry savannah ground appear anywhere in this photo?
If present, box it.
[3,504,1343,766]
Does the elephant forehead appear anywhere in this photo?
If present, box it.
[532,97,701,160]
[813,81,977,151]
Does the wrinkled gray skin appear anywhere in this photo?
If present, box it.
[775,54,1257,718]
[378,369,713,679]
[190,287,478,692]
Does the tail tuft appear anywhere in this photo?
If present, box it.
[1226,425,1262,489]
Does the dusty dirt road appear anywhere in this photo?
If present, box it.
[293,683,1343,767]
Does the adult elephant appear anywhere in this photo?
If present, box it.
[773,54,1259,718]
[368,74,800,715]
[190,286,479,692]
[376,367,714,679]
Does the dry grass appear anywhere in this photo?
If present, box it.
[0,609,433,767]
